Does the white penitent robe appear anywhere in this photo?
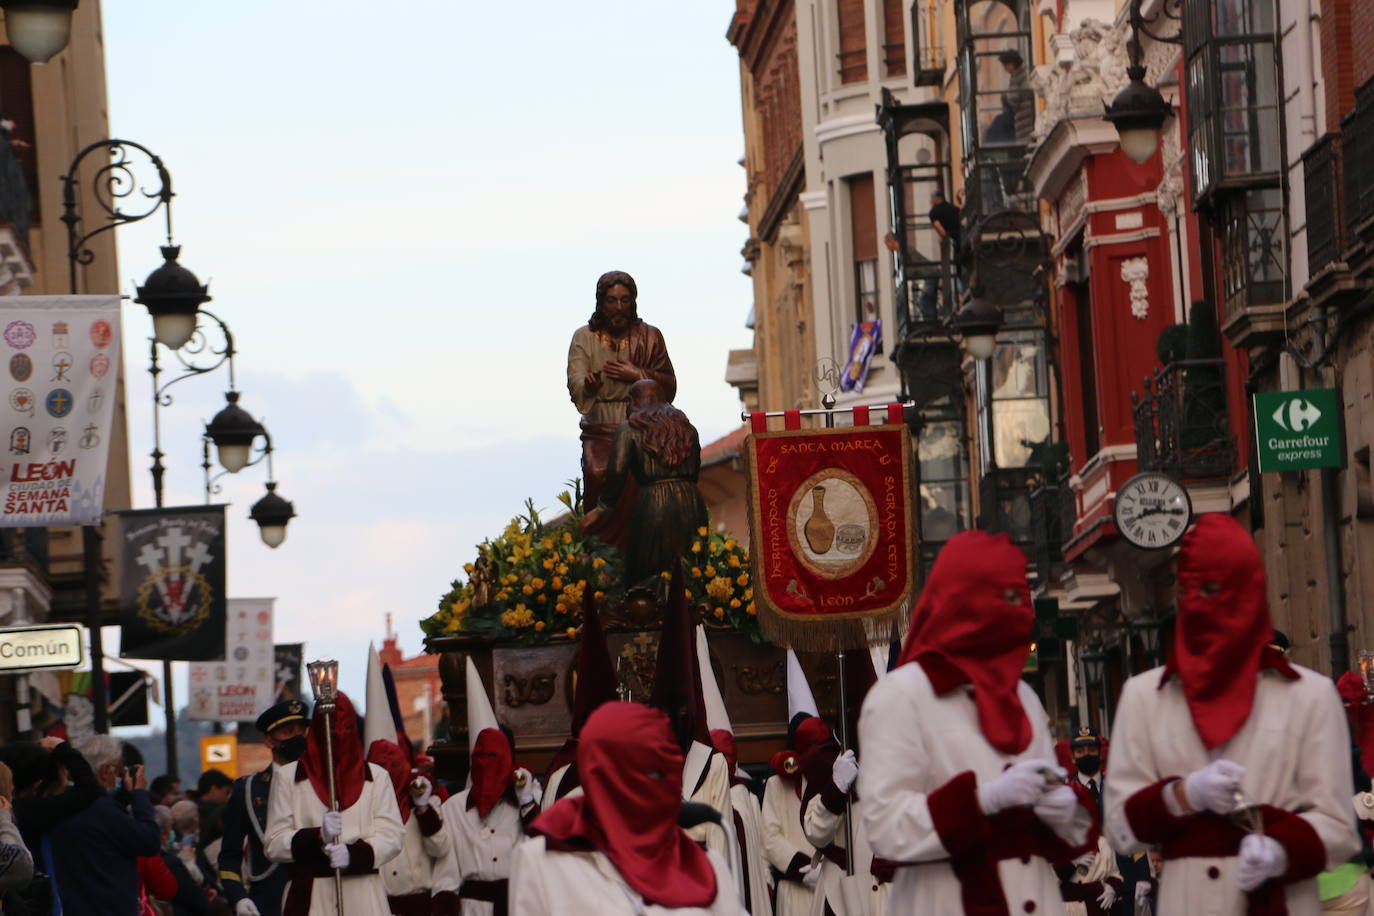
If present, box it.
[762,775,817,916]
[431,790,525,916]
[802,792,886,916]
[508,835,742,916]
[1103,665,1359,916]
[540,764,581,812]
[379,804,447,900]
[728,782,772,915]
[264,763,406,916]
[683,744,736,868]
[858,664,1092,916]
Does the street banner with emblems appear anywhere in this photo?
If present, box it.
[744,405,917,650]
[117,505,227,661]
[0,296,120,526]
[188,597,275,721]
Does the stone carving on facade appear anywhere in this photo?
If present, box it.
[1031,18,1131,139]
[1120,256,1150,320]
[1155,121,1185,219]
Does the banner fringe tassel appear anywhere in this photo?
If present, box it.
[757,600,909,653]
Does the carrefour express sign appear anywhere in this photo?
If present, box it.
[1253,388,1344,473]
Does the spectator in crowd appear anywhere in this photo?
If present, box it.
[0,760,35,912]
[150,803,211,916]
[196,769,234,849]
[46,735,161,915]
[151,775,184,808]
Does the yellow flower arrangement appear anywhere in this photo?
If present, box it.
[676,526,764,644]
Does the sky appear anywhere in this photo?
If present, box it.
[96,1,754,741]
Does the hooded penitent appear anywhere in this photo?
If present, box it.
[468,728,514,819]
[896,530,1034,755]
[650,561,711,751]
[531,702,718,908]
[366,739,413,823]
[297,691,369,810]
[1167,513,1294,750]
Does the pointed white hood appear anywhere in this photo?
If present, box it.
[786,649,819,721]
[696,625,732,734]
[465,656,499,753]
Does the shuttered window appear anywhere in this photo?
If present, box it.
[837,0,868,83]
[883,0,906,77]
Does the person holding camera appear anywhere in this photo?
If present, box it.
[45,735,161,915]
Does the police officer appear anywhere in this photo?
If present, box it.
[218,699,309,916]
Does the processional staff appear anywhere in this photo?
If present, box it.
[307,659,346,916]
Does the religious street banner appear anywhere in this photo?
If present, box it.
[0,296,121,526]
[745,405,916,650]
[188,598,275,722]
[117,506,227,661]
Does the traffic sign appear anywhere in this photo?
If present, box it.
[1254,388,1344,472]
[0,624,83,671]
[200,735,238,778]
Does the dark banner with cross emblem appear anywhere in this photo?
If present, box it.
[117,505,227,661]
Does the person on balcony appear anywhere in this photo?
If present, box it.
[858,530,1096,915]
[1103,514,1359,916]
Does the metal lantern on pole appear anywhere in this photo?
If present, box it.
[250,482,296,549]
[204,391,265,474]
[134,245,211,351]
[0,0,78,63]
[306,659,345,915]
[1358,651,1374,700]
[954,292,1002,361]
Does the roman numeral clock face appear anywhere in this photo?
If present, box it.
[1112,472,1193,550]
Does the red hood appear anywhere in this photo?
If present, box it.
[366,739,413,823]
[531,702,717,908]
[1168,514,1290,749]
[897,531,1034,755]
[467,727,513,819]
[297,692,368,810]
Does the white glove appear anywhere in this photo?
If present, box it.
[322,810,343,843]
[1183,759,1246,815]
[235,900,262,916]
[515,769,541,808]
[409,775,434,810]
[1236,834,1287,892]
[1072,851,1096,867]
[1135,881,1152,902]
[831,750,858,794]
[1096,883,1117,909]
[326,841,350,870]
[799,863,822,888]
[977,759,1056,814]
[1033,784,1080,834]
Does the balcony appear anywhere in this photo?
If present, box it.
[1029,477,1074,587]
[1132,359,1237,481]
[1343,78,1374,243]
[0,528,47,577]
[1304,134,1343,278]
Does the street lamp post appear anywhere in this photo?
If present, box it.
[62,138,295,778]
[1102,0,1183,164]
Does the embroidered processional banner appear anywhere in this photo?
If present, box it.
[0,296,121,526]
[744,405,916,650]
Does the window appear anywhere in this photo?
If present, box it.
[917,418,970,544]
[883,0,906,78]
[837,0,868,84]
[955,0,1033,215]
[848,173,880,325]
[1220,186,1286,316]
[1185,0,1280,203]
[910,0,946,86]
[979,330,1050,470]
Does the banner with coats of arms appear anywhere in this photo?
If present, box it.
[0,296,121,526]
[117,505,227,661]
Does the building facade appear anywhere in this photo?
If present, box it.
[0,3,133,738]
[727,0,1374,739]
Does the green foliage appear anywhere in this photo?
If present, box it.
[1156,324,1189,366]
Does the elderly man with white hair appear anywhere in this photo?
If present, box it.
[45,735,161,916]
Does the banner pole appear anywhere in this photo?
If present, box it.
[836,649,855,877]
[83,525,109,734]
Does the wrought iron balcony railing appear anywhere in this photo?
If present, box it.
[1304,133,1343,276]
[1029,477,1074,587]
[1132,359,1237,481]
[1343,77,1374,240]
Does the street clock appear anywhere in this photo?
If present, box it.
[1113,472,1192,550]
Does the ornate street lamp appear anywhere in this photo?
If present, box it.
[250,482,296,549]
[134,245,211,351]
[1,0,78,63]
[1081,648,1108,687]
[954,292,1002,361]
[1103,0,1183,164]
[204,391,264,474]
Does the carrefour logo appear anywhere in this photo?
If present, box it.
[1271,397,1322,432]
